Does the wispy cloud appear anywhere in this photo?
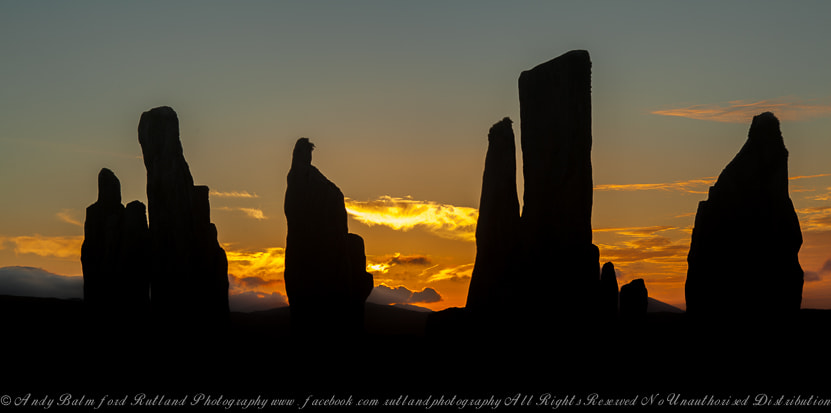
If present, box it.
[597,173,831,195]
[345,196,478,242]
[55,209,83,227]
[1,235,83,260]
[210,190,259,199]
[652,97,831,123]
[426,263,474,283]
[595,177,715,194]
[216,206,268,220]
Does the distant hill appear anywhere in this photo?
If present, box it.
[647,297,684,313]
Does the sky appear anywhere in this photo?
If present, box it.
[1,1,831,311]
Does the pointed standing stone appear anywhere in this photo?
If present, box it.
[686,112,803,318]
[284,137,373,336]
[466,118,520,314]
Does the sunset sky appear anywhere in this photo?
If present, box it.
[2,1,831,311]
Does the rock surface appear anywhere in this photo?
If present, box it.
[284,137,373,335]
[138,106,229,320]
[685,112,803,318]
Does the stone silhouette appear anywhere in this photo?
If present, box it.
[598,262,619,321]
[619,278,647,320]
[466,118,520,314]
[346,233,376,332]
[81,168,150,314]
[518,50,598,320]
[138,106,229,320]
[284,137,373,335]
[466,50,601,326]
[685,112,803,318]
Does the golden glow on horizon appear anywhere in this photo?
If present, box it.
[345,196,477,242]
[652,97,831,123]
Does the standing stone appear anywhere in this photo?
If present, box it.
[619,278,648,320]
[81,168,150,315]
[517,50,598,320]
[599,262,619,321]
[466,118,520,314]
[686,112,803,318]
[284,137,373,335]
[138,106,229,320]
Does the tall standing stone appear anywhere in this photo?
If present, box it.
[466,118,520,314]
[138,106,229,320]
[284,137,373,335]
[517,50,598,320]
[686,112,803,318]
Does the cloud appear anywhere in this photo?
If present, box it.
[228,291,287,312]
[216,206,268,220]
[594,226,690,270]
[345,196,478,242]
[652,97,831,123]
[597,173,830,196]
[0,266,83,299]
[210,190,259,199]
[796,206,831,232]
[366,252,432,274]
[366,284,442,306]
[56,210,83,227]
[224,246,285,289]
[426,263,474,283]
[1,235,83,260]
[595,177,715,194]
[805,258,831,282]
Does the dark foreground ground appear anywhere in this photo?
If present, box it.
[2,295,830,410]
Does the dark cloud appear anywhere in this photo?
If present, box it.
[390,254,432,266]
[228,291,288,313]
[229,274,283,291]
[804,271,821,282]
[0,266,83,299]
[366,284,442,306]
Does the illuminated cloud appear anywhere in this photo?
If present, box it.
[56,209,83,227]
[797,206,831,232]
[595,177,715,194]
[224,246,285,290]
[1,235,83,260]
[594,226,690,273]
[597,173,830,195]
[366,284,442,306]
[345,196,477,242]
[217,206,268,220]
[426,263,474,283]
[210,190,259,199]
[652,97,831,123]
